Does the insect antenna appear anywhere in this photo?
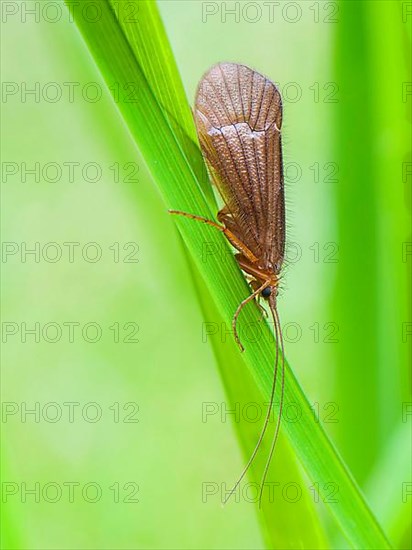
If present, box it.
[258,299,285,508]
[222,298,280,506]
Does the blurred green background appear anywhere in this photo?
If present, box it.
[1,1,410,548]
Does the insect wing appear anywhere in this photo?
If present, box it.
[194,63,285,272]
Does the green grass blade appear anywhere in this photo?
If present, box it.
[66,1,393,547]
[187,257,327,549]
[332,0,411,485]
[366,421,412,549]
[333,1,380,483]
[109,0,214,203]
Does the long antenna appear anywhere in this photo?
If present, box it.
[258,301,285,508]
[222,298,280,505]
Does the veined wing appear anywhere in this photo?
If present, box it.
[194,63,285,272]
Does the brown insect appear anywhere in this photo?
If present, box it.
[170,62,285,507]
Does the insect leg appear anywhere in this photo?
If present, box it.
[249,279,268,320]
[232,280,270,352]
[169,210,258,264]
[170,210,269,347]
[256,296,269,320]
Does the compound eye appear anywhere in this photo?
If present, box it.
[261,287,272,298]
